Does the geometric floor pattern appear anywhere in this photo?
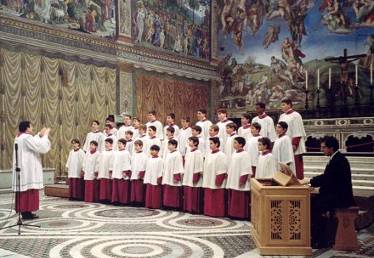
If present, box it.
[0,192,373,258]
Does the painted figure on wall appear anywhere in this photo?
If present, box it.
[119,0,131,37]
[131,0,210,60]
[216,0,374,115]
[0,0,116,38]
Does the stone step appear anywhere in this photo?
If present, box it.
[304,180,374,192]
[304,156,374,162]
[304,155,374,161]
[347,185,374,191]
[304,166,373,175]
[304,171,374,181]
[304,161,374,169]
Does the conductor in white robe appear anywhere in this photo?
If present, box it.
[12,121,51,220]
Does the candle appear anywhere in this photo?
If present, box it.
[305,70,308,90]
[317,69,320,90]
[328,68,331,89]
[355,63,358,86]
[371,62,373,85]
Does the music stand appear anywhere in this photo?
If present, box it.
[0,143,40,235]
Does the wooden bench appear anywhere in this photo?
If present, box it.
[44,184,69,198]
[333,206,359,251]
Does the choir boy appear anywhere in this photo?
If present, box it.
[124,130,134,155]
[144,145,164,209]
[272,121,296,174]
[146,111,163,140]
[111,139,131,205]
[162,139,184,209]
[148,126,162,152]
[191,125,205,156]
[224,122,239,162]
[97,138,115,203]
[216,108,233,149]
[132,117,141,139]
[251,102,276,142]
[226,137,252,220]
[203,137,228,217]
[83,140,100,202]
[164,113,180,139]
[238,113,252,140]
[104,123,118,150]
[256,137,278,178]
[161,126,177,158]
[118,114,135,139]
[105,115,118,136]
[136,124,151,155]
[130,140,148,205]
[182,136,204,214]
[246,122,262,176]
[196,109,212,141]
[278,99,306,179]
[66,139,85,200]
[178,117,192,157]
[83,120,105,152]
[206,125,222,153]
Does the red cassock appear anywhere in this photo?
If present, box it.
[130,179,145,203]
[145,184,162,209]
[227,189,250,219]
[99,178,112,201]
[15,189,39,213]
[69,178,85,200]
[183,186,203,214]
[204,188,226,217]
[111,179,130,204]
[162,185,181,209]
[84,179,100,202]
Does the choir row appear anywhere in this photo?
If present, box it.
[79,100,306,179]
[67,119,303,220]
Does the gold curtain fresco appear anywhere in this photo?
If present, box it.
[0,48,116,176]
[135,74,210,126]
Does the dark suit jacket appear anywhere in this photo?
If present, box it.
[310,151,355,210]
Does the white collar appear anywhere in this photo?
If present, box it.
[328,150,339,163]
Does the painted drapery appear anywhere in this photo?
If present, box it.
[0,48,116,176]
[135,73,209,125]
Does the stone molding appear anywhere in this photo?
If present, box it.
[304,117,374,151]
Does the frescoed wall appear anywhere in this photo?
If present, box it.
[0,0,116,38]
[215,0,374,116]
[131,0,211,60]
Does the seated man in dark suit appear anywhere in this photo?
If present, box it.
[301,136,355,248]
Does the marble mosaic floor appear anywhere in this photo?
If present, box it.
[0,192,373,258]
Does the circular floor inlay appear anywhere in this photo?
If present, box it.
[122,246,153,254]
[177,218,223,227]
[54,204,88,209]
[94,207,160,218]
[46,221,72,227]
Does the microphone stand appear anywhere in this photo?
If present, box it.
[0,143,40,235]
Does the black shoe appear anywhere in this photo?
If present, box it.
[21,212,33,220]
[30,213,39,219]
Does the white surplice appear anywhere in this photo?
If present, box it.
[12,133,51,191]
[112,150,131,179]
[66,149,85,178]
[226,150,252,191]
